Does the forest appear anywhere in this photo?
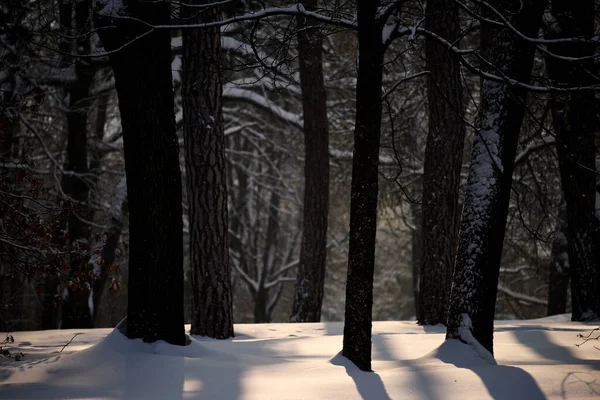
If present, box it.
[0,0,599,398]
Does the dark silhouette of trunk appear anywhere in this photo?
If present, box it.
[418,0,465,325]
[253,190,280,323]
[41,0,76,331]
[92,178,128,325]
[181,0,234,339]
[547,205,569,316]
[545,0,600,321]
[411,204,422,318]
[61,1,95,329]
[96,0,185,345]
[446,0,546,355]
[291,0,330,323]
[342,0,384,372]
[253,289,270,323]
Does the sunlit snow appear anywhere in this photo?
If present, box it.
[0,316,598,399]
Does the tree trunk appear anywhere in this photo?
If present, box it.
[253,288,271,323]
[418,0,465,325]
[96,0,185,345]
[290,0,330,323]
[545,0,600,321]
[181,0,234,339]
[61,0,95,329]
[342,0,383,372]
[547,204,569,316]
[411,204,422,318]
[92,178,128,325]
[446,0,546,355]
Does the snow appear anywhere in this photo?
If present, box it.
[98,0,124,17]
[1,318,599,399]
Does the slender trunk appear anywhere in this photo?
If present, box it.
[547,205,569,316]
[545,0,600,321]
[411,205,422,318]
[253,189,279,323]
[291,0,330,323]
[253,288,271,323]
[446,0,546,355]
[96,0,185,345]
[61,1,95,329]
[418,0,465,325]
[92,178,128,325]
[182,0,234,339]
[342,0,383,372]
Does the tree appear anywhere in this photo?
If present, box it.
[290,0,330,323]
[95,0,185,345]
[418,0,465,325]
[446,0,546,355]
[181,0,234,339]
[342,0,385,372]
[545,0,600,321]
[547,205,569,316]
[60,0,96,330]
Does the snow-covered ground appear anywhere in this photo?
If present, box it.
[0,315,598,399]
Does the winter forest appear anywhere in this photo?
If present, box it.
[0,0,599,398]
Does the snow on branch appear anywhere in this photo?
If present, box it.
[497,283,548,306]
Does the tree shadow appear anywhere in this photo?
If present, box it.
[512,328,600,370]
[373,333,440,399]
[434,339,547,400]
[330,352,392,400]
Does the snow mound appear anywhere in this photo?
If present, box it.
[423,338,496,367]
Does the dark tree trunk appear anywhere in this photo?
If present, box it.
[61,1,95,329]
[342,0,383,372]
[411,204,422,318]
[547,205,569,316]
[545,0,600,321]
[418,0,465,325]
[253,288,271,323]
[92,178,128,325]
[446,0,546,355]
[253,190,280,323]
[290,0,330,323]
[182,0,234,339]
[96,0,185,345]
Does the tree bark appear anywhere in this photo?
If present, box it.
[418,0,465,325]
[96,0,185,345]
[342,0,384,372]
[182,0,234,339]
[290,0,330,323]
[446,0,546,355]
[545,0,600,321]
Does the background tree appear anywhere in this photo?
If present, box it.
[290,0,330,323]
[545,0,600,321]
[418,0,465,325]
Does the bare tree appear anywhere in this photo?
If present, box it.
[291,0,330,323]
[181,0,234,339]
[342,0,386,372]
[545,0,600,321]
[418,0,465,325]
[446,0,546,355]
[96,0,185,345]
